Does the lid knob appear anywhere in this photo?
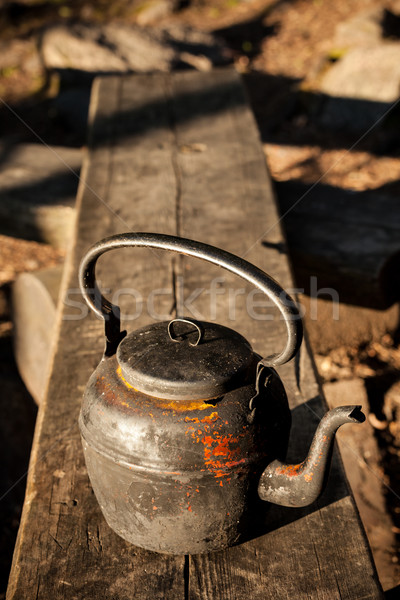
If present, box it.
[167,318,204,347]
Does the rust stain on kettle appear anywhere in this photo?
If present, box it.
[275,463,302,477]
[202,432,246,478]
[184,412,219,424]
[117,366,214,412]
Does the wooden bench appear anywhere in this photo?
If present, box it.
[7,69,383,599]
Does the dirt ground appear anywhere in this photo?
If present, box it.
[1,0,400,596]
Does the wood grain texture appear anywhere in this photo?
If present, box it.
[7,70,383,599]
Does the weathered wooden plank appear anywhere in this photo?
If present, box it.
[7,70,383,599]
[276,180,400,308]
[167,70,383,599]
[7,74,185,600]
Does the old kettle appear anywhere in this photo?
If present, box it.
[79,232,365,554]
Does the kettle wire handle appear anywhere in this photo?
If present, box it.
[79,232,303,366]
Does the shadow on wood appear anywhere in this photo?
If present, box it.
[275,180,400,309]
[243,71,400,151]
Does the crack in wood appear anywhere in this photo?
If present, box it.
[164,75,185,320]
[184,555,190,600]
[97,524,103,553]
[333,572,344,600]
[34,576,40,600]
[49,533,64,551]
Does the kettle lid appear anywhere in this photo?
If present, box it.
[116,318,256,401]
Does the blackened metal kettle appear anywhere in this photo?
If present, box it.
[78,233,365,554]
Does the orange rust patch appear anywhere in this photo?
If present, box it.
[185,416,200,423]
[313,450,324,468]
[96,371,135,411]
[304,472,313,483]
[116,366,213,411]
[276,463,302,477]
[210,437,233,457]
[214,470,226,478]
[208,435,240,458]
[185,425,196,436]
[201,431,246,478]
[157,399,213,412]
[202,434,213,444]
[201,412,219,424]
[117,366,137,390]
[185,412,219,424]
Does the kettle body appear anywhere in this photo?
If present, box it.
[79,325,290,554]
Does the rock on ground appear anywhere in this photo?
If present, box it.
[320,42,400,103]
[0,143,81,248]
[40,22,230,74]
[136,0,180,26]
[314,4,400,130]
[333,7,387,50]
[13,266,63,404]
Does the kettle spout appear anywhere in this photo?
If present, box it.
[258,405,365,508]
